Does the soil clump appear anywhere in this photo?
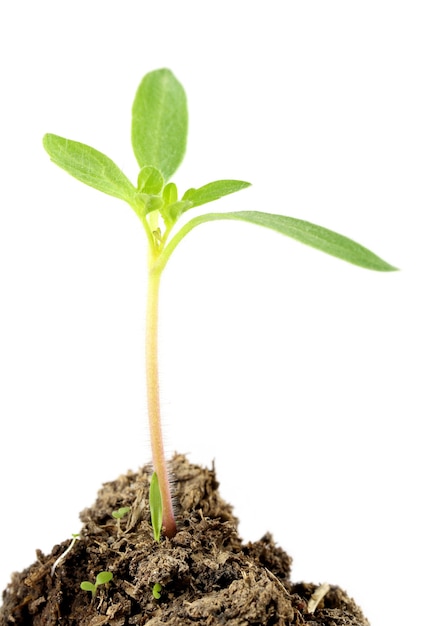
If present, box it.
[0,454,369,625]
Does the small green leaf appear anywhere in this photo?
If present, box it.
[149,472,163,542]
[80,581,94,591]
[112,506,130,519]
[132,69,188,181]
[162,182,178,206]
[80,581,95,595]
[96,571,113,585]
[182,180,251,210]
[43,134,137,203]
[137,166,164,194]
[152,582,162,599]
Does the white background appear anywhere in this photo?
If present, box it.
[0,2,424,624]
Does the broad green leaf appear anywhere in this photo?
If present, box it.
[80,582,95,592]
[132,69,188,181]
[182,180,251,210]
[43,134,136,203]
[149,472,163,542]
[162,211,397,272]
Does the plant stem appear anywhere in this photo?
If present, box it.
[145,263,176,538]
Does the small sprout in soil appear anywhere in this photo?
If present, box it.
[43,68,398,540]
[152,582,162,600]
[80,571,113,599]
[50,533,80,577]
[307,582,331,614]
[149,471,163,542]
[112,506,130,519]
[112,506,130,535]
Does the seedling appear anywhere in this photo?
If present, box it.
[152,582,162,600]
[43,68,397,539]
[80,571,113,599]
[112,507,131,520]
[307,582,331,614]
[112,506,130,535]
[50,533,80,577]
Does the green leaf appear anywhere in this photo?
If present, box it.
[162,182,178,206]
[221,212,398,271]
[96,571,113,585]
[182,180,251,210]
[43,134,137,203]
[80,581,95,595]
[161,211,398,272]
[112,506,130,519]
[149,472,163,542]
[152,583,162,600]
[132,69,188,181]
[137,166,164,194]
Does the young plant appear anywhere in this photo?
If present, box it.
[112,506,131,520]
[152,582,162,600]
[43,68,397,539]
[80,571,113,599]
[50,533,80,577]
[112,506,130,535]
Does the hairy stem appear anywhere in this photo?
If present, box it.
[145,264,176,538]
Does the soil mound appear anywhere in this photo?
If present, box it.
[0,455,368,625]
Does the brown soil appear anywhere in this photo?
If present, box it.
[0,455,369,625]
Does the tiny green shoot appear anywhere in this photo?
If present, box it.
[149,471,163,542]
[80,571,113,599]
[152,582,162,600]
[50,533,80,577]
[43,68,397,540]
[112,506,130,535]
[112,507,130,520]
